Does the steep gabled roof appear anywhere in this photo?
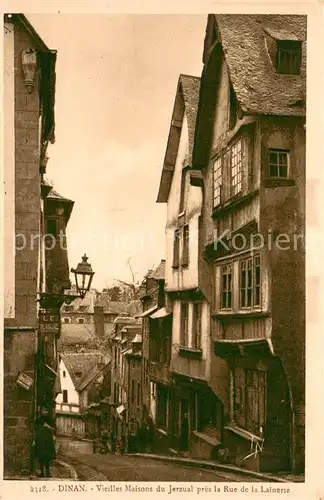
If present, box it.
[45,184,74,222]
[157,74,200,203]
[60,352,104,388]
[180,75,201,160]
[47,188,74,203]
[77,358,111,392]
[150,259,166,281]
[213,14,306,116]
[95,295,129,314]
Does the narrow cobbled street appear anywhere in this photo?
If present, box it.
[58,448,264,482]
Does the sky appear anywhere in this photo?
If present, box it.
[28,14,207,290]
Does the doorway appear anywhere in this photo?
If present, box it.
[180,399,189,451]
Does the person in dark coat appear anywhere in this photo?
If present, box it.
[34,408,56,478]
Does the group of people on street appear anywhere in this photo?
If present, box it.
[32,407,156,476]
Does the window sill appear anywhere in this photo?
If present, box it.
[212,310,268,320]
[179,346,203,359]
[264,178,295,188]
[192,430,221,447]
[212,189,259,219]
[224,424,263,443]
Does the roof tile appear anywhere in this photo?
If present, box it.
[215,14,306,116]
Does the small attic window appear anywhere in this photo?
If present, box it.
[75,371,82,378]
[277,40,301,75]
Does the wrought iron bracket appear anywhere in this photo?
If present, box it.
[37,292,80,310]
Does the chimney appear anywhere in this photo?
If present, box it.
[94,305,105,338]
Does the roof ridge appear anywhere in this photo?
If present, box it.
[179,73,201,80]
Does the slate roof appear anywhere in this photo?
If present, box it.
[60,352,104,389]
[214,14,306,116]
[61,289,97,314]
[150,259,166,281]
[77,359,111,392]
[95,296,129,314]
[179,75,201,160]
[157,74,201,203]
[47,188,74,203]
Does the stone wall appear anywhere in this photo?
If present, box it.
[4,19,42,475]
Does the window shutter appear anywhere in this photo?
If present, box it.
[173,229,180,267]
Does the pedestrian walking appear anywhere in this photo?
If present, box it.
[34,408,56,478]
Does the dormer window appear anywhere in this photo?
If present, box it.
[277,40,301,75]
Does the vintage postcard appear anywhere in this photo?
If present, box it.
[1,1,323,499]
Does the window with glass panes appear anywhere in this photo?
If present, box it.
[221,264,232,309]
[192,303,202,349]
[180,302,189,346]
[231,140,243,195]
[269,150,289,178]
[213,157,222,207]
[240,254,261,308]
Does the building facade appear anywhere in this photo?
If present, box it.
[192,14,306,473]
[156,75,228,459]
[3,14,57,475]
[55,352,111,438]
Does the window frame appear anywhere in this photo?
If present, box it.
[62,389,68,403]
[268,149,290,179]
[46,218,57,237]
[213,156,222,208]
[221,263,232,310]
[192,302,202,349]
[180,302,189,347]
[276,40,301,75]
[239,254,261,310]
[230,139,243,196]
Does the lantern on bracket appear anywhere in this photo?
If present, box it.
[71,254,95,299]
[21,48,37,93]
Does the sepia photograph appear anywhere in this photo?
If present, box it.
[2,6,314,492]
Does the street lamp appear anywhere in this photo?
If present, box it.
[38,254,95,309]
[71,254,95,299]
